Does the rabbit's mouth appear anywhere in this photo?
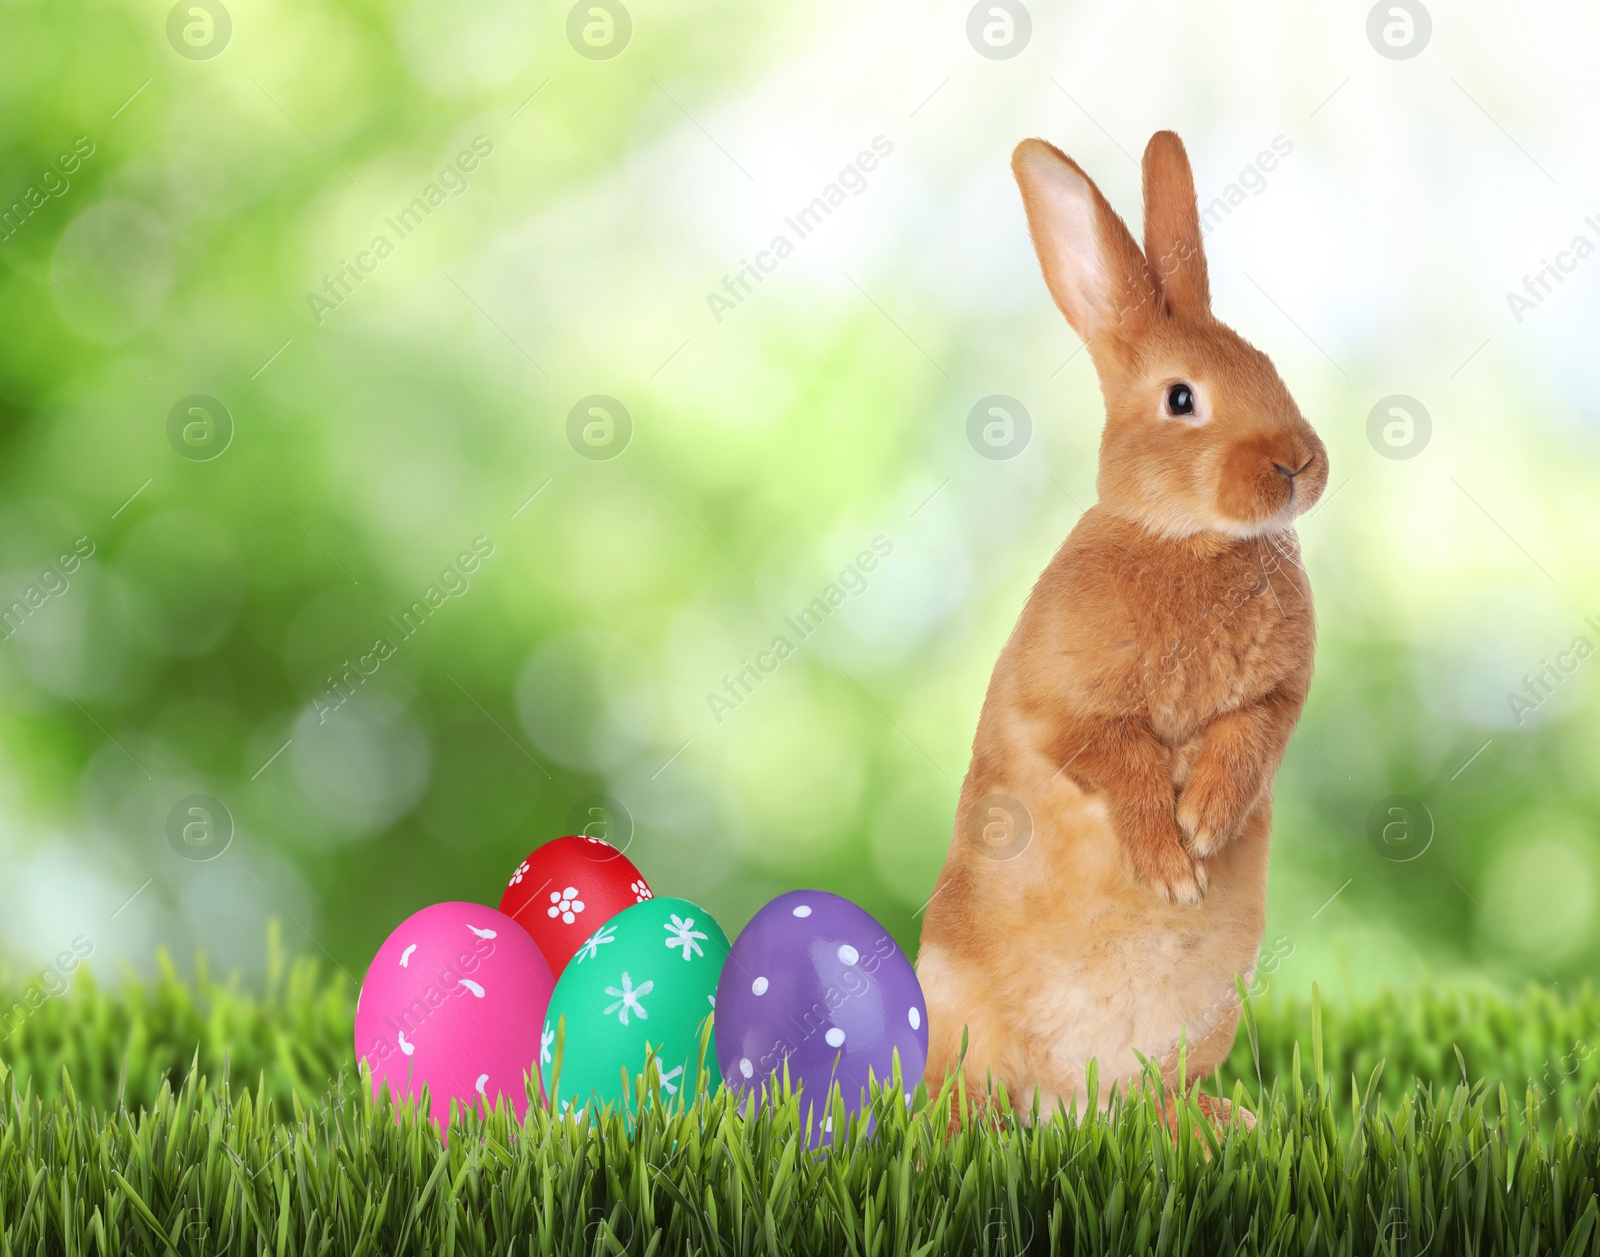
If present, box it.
[1276,454,1319,516]
[1212,437,1326,536]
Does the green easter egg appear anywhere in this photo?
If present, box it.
[543,896,729,1113]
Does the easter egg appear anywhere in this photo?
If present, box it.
[543,896,728,1113]
[354,902,555,1134]
[499,835,654,975]
[714,890,927,1145]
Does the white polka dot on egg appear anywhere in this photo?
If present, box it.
[740,1058,753,1078]
[825,1027,846,1047]
[909,1007,921,1030]
[752,976,768,995]
[837,944,859,965]
[792,904,812,918]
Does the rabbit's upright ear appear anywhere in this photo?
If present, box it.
[1012,139,1156,350]
[1141,130,1210,319]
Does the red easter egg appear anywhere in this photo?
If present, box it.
[499,836,653,975]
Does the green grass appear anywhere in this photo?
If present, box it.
[4,942,1600,1255]
[0,929,351,1116]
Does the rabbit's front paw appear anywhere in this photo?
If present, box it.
[1123,817,1208,906]
[1176,770,1252,859]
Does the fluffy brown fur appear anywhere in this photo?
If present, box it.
[917,132,1326,1117]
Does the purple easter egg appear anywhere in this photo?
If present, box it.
[714,890,927,1145]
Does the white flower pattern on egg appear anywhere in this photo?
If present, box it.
[575,924,617,963]
[663,913,708,960]
[548,887,585,925]
[602,972,652,1026]
[508,859,529,887]
[630,879,652,902]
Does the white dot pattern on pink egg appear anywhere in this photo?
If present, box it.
[354,902,554,1139]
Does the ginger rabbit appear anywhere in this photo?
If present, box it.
[917,131,1326,1121]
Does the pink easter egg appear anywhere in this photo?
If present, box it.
[354,902,555,1134]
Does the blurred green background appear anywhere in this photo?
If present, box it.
[0,0,1596,1011]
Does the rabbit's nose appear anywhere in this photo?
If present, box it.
[1272,454,1315,479]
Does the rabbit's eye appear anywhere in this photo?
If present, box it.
[1166,383,1195,416]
